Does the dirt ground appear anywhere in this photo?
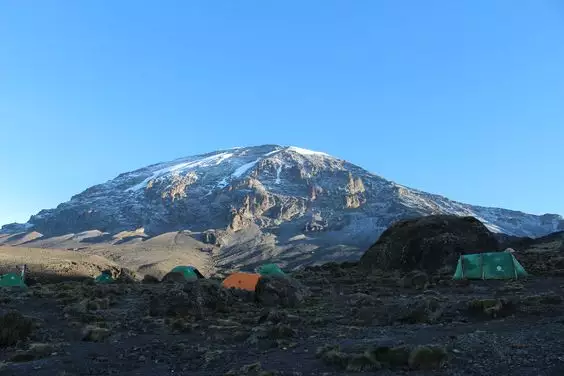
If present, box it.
[1,264,564,376]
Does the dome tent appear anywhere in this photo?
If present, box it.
[453,252,528,280]
[222,272,261,292]
[0,272,27,288]
[162,266,204,283]
[94,270,115,284]
[222,263,289,292]
[257,263,286,277]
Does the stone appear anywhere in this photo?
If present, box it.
[142,274,160,284]
[255,276,310,308]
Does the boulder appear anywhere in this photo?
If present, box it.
[161,272,189,284]
[98,267,137,284]
[360,215,499,273]
[255,276,310,308]
[114,268,137,283]
[142,274,160,284]
[202,230,219,245]
[148,280,233,318]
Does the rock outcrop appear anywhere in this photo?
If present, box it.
[359,215,500,273]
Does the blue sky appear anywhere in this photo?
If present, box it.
[1,1,563,225]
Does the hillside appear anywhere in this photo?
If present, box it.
[0,246,118,282]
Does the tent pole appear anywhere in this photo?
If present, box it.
[512,255,517,280]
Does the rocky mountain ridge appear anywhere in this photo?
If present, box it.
[2,144,563,269]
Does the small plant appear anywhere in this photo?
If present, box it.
[346,354,381,372]
[364,345,410,367]
[224,361,278,376]
[0,311,33,347]
[317,344,385,371]
[81,325,110,342]
[467,298,512,318]
[319,348,351,369]
[408,345,447,370]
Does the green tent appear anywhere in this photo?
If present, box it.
[94,271,115,284]
[0,273,27,288]
[257,263,286,277]
[163,266,204,282]
[453,252,528,280]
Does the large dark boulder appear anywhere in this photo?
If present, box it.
[255,276,311,308]
[161,272,189,284]
[359,215,499,273]
[148,279,233,318]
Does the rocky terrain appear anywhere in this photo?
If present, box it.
[2,145,563,274]
[1,216,563,376]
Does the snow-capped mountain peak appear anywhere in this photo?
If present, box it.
[4,145,562,261]
[123,145,336,194]
[125,151,235,192]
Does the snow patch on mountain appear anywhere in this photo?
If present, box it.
[393,182,563,237]
[264,149,283,157]
[286,146,330,157]
[275,166,282,184]
[216,177,229,190]
[232,158,261,178]
[126,152,233,192]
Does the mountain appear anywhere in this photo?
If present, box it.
[2,144,563,271]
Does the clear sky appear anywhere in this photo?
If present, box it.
[1,1,563,225]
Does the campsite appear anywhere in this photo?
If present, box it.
[1,215,564,376]
[2,2,563,374]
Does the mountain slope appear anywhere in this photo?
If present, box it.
[2,144,563,271]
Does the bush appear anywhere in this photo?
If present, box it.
[467,298,514,318]
[81,325,111,342]
[408,345,447,370]
[0,311,33,347]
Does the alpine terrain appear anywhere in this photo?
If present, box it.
[2,146,564,376]
[2,144,563,274]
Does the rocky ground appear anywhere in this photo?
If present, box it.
[1,261,564,376]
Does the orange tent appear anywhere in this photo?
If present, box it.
[222,272,261,292]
